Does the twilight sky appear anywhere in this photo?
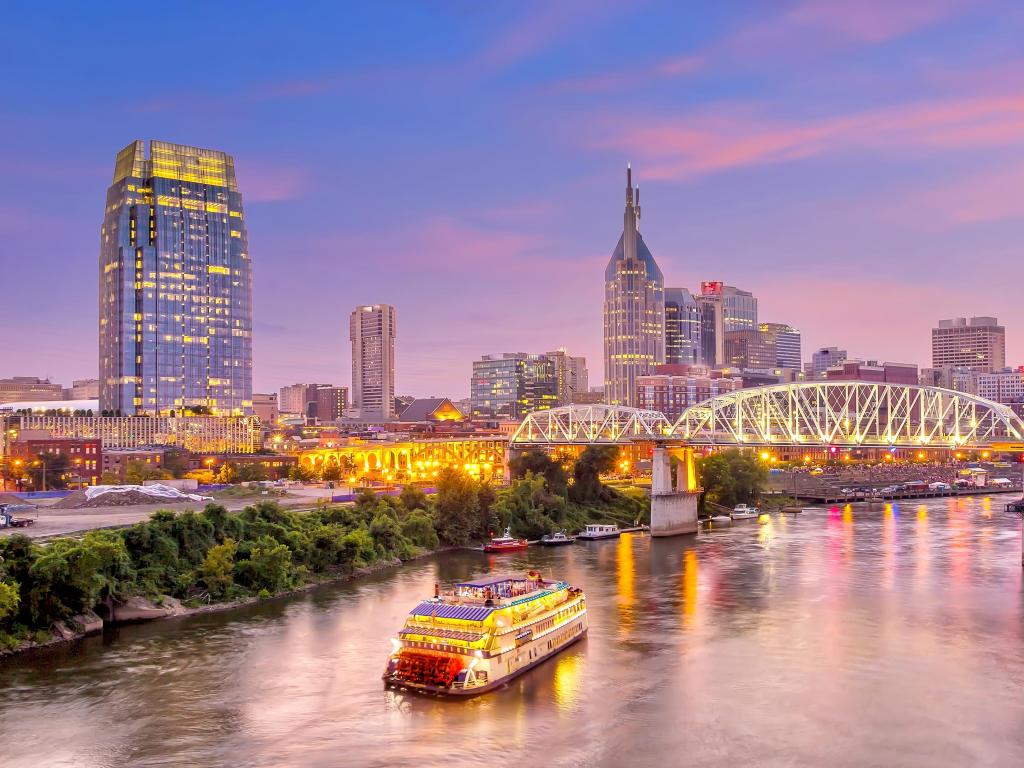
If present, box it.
[2,0,1023,398]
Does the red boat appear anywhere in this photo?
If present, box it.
[483,527,529,553]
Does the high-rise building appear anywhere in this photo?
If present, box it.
[67,379,100,400]
[99,140,253,416]
[279,383,317,416]
[471,353,557,421]
[546,349,588,406]
[759,323,801,369]
[697,282,757,366]
[974,369,1024,417]
[808,347,847,379]
[603,166,664,406]
[252,392,279,424]
[664,288,701,366]
[931,317,1006,373]
[350,304,396,419]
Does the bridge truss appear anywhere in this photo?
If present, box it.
[510,404,673,446]
[672,382,1024,448]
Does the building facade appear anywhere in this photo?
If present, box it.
[603,167,664,407]
[252,392,279,424]
[931,317,1005,373]
[974,369,1024,417]
[470,353,557,421]
[664,287,701,366]
[824,360,919,385]
[7,437,102,487]
[314,385,348,421]
[99,140,253,416]
[759,323,801,370]
[636,367,744,421]
[723,330,776,369]
[350,304,396,419]
[67,379,100,400]
[0,377,64,403]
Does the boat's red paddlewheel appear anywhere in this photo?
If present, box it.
[393,650,464,687]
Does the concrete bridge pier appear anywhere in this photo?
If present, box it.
[650,444,699,537]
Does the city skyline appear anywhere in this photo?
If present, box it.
[4,2,1024,398]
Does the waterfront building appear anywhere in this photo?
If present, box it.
[397,397,465,423]
[697,282,757,366]
[808,347,847,379]
[0,414,259,455]
[603,166,664,406]
[252,392,279,424]
[471,353,557,420]
[0,377,64,403]
[546,349,588,405]
[350,304,397,419]
[99,140,253,416]
[636,365,743,420]
[931,317,1005,373]
[664,288,701,366]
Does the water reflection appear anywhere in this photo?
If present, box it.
[1,499,1023,768]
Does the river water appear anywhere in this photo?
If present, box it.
[2,496,1023,768]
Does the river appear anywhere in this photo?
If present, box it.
[2,496,1023,767]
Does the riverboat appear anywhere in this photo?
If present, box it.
[483,527,529,553]
[383,572,588,696]
[576,524,620,540]
[540,530,575,546]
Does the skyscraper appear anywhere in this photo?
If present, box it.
[350,304,396,419]
[664,288,702,366]
[808,347,847,379]
[99,140,253,416]
[931,317,1006,373]
[470,353,557,420]
[546,349,588,406]
[603,166,664,406]
[759,322,802,369]
[696,282,757,366]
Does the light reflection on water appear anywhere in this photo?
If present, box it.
[1,498,1023,768]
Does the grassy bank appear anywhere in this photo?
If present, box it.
[0,457,648,654]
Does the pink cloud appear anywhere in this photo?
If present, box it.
[236,162,311,202]
[539,54,705,95]
[906,162,1024,224]
[590,91,1024,180]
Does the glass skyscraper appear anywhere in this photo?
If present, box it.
[603,167,665,407]
[99,140,253,416]
[470,353,557,420]
[664,288,701,366]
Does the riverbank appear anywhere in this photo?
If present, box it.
[0,545,444,661]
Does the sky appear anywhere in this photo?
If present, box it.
[2,0,1023,399]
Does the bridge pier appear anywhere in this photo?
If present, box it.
[650,445,699,537]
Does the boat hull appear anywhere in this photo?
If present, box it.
[576,533,621,540]
[384,625,587,697]
[540,539,575,546]
[483,542,529,553]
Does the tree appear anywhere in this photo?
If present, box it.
[27,452,70,490]
[569,446,618,503]
[510,450,568,497]
[401,512,439,550]
[432,468,480,546]
[125,460,170,486]
[216,462,238,484]
[162,449,190,479]
[236,463,269,482]
[0,580,19,623]
[99,472,119,485]
[320,464,342,482]
[288,464,315,482]
[697,449,767,510]
[200,539,236,598]
[399,484,427,513]
[235,535,291,592]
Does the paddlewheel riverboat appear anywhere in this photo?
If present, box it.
[383,572,588,696]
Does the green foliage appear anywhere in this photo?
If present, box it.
[235,535,292,592]
[401,512,439,550]
[569,446,619,503]
[200,539,236,598]
[399,484,428,513]
[236,463,269,482]
[510,450,568,496]
[432,468,481,546]
[697,449,768,509]
[125,460,171,485]
[0,580,19,622]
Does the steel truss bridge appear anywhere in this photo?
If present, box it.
[510,383,1024,450]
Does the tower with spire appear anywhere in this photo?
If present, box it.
[603,165,665,407]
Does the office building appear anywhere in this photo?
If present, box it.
[314,385,348,421]
[546,349,588,405]
[252,393,279,424]
[0,377,64,403]
[697,282,757,366]
[824,360,919,385]
[99,140,253,416]
[350,304,396,419]
[931,317,1005,373]
[67,379,100,400]
[808,347,847,379]
[760,323,801,370]
[471,353,557,421]
[664,288,701,366]
[603,166,664,406]
[723,330,776,370]
[974,369,1024,417]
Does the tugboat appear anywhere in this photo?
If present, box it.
[483,527,529,553]
[540,530,576,546]
[383,572,588,696]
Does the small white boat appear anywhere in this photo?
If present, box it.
[541,530,576,546]
[577,524,621,540]
[731,504,760,520]
[708,513,732,524]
